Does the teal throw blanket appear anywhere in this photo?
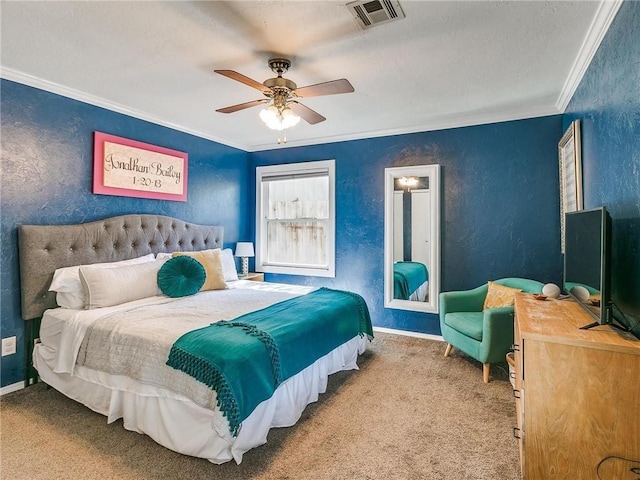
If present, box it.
[166,287,373,436]
[393,261,428,299]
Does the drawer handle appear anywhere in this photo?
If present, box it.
[513,389,521,399]
[513,427,521,439]
[511,343,520,352]
[510,371,516,380]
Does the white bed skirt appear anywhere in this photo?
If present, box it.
[409,281,429,302]
[34,335,367,464]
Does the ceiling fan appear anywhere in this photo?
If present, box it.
[215,58,354,130]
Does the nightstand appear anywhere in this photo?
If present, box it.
[241,272,264,282]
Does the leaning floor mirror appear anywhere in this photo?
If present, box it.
[384,164,441,313]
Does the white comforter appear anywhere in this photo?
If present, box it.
[77,287,307,411]
[43,281,310,376]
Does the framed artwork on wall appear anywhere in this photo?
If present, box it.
[558,119,583,252]
[93,132,188,202]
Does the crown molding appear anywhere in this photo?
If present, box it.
[555,0,623,112]
[0,67,248,152]
[249,104,561,152]
[1,67,561,153]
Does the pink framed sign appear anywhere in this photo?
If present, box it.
[93,132,188,202]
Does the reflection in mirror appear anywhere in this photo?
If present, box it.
[384,165,440,313]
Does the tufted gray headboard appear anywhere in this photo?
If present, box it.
[18,214,224,320]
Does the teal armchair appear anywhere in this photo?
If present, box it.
[439,278,544,383]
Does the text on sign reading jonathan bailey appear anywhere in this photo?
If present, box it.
[102,141,184,195]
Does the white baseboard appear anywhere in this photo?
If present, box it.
[373,326,443,342]
[0,381,24,396]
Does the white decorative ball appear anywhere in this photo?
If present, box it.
[542,283,561,299]
[570,285,590,302]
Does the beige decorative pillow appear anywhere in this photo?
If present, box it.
[483,281,522,310]
[172,249,228,291]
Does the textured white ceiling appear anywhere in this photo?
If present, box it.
[0,1,619,151]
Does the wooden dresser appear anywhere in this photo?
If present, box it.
[513,292,640,479]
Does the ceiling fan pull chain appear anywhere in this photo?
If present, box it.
[276,130,288,145]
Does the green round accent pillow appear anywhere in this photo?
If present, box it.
[157,256,206,298]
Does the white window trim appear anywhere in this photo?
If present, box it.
[256,160,335,277]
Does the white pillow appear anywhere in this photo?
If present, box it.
[220,248,239,282]
[49,253,155,309]
[155,252,172,261]
[79,258,166,309]
[55,291,85,310]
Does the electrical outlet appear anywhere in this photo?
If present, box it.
[2,336,17,356]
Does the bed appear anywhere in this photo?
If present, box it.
[393,261,429,302]
[18,214,372,464]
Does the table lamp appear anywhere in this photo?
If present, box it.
[235,242,254,277]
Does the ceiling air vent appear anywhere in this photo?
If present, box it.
[347,0,405,30]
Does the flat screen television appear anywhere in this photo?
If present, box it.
[563,206,615,330]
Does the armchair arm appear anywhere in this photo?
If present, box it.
[439,284,488,315]
[481,306,516,364]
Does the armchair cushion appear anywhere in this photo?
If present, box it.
[483,281,522,310]
[444,312,483,341]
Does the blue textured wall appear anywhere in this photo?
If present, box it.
[1,80,251,387]
[0,79,564,388]
[563,0,640,336]
[251,115,564,335]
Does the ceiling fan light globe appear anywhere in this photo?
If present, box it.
[281,108,301,129]
[260,112,283,130]
[284,116,300,129]
[281,107,294,118]
[259,104,301,131]
[259,107,278,125]
[266,119,281,130]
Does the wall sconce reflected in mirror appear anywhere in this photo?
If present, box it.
[398,176,419,191]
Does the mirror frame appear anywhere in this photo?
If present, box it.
[384,164,441,313]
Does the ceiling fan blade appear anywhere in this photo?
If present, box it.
[289,101,326,125]
[294,79,354,98]
[214,70,271,93]
[216,99,269,114]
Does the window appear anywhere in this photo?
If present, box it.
[256,160,335,277]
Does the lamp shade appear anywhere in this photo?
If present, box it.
[235,242,254,258]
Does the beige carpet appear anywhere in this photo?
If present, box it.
[0,333,520,480]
